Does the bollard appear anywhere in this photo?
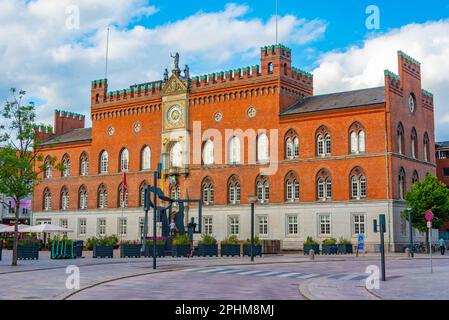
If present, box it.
[309,249,315,260]
[405,248,411,258]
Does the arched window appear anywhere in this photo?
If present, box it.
[316,126,330,156]
[285,171,300,202]
[170,142,183,168]
[139,181,147,207]
[411,128,418,159]
[118,183,128,208]
[79,185,88,210]
[43,188,52,211]
[98,184,108,209]
[201,177,214,205]
[257,133,269,163]
[62,154,71,177]
[412,171,419,184]
[397,123,404,155]
[44,156,52,179]
[268,62,274,74]
[399,168,406,200]
[285,129,299,159]
[80,152,89,176]
[350,167,367,200]
[229,136,241,164]
[256,175,270,203]
[349,122,366,154]
[100,151,108,174]
[170,184,181,200]
[141,146,151,170]
[423,133,430,162]
[202,140,214,166]
[120,148,129,172]
[317,169,332,201]
[228,175,241,205]
[60,187,69,211]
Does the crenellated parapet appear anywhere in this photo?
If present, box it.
[191,65,262,89]
[421,89,434,109]
[384,69,403,96]
[397,50,421,81]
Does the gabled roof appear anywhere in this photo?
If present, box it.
[281,87,386,116]
[40,128,92,146]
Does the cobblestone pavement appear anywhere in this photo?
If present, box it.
[0,249,448,300]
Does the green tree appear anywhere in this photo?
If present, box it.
[0,88,58,266]
[404,174,449,248]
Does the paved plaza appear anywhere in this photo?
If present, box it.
[0,250,448,300]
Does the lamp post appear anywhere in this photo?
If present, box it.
[248,196,258,262]
[407,208,414,258]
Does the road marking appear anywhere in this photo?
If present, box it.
[340,274,361,280]
[328,274,349,279]
[254,271,282,277]
[276,273,303,278]
[296,274,321,279]
[197,268,226,273]
[350,275,369,281]
[183,268,210,272]
[216,269,246,274]
[236,270,264,276]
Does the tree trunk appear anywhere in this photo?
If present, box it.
[11,202,20,266]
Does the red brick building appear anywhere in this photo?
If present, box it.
[33,45,436,251]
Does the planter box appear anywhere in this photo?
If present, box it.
[303,244,320,255]
[172,245,192,257]
[74,241,84,258]
[322,245,338,255]
[243,244,262,257]
[221,244,241,257]
[197,244,218,257]
[120,244,142,258]
[93,245,114,258]
[145,244,166,258]
[18,245,39,260]
[337,244,353,255]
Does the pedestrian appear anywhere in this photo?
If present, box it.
[439,238,446,256]
[169,219,177,238]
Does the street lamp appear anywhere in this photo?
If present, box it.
[407,208,414,258]
[248,196,258,262]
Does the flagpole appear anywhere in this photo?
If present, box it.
[275,0,278,44]
[105,26,110,80]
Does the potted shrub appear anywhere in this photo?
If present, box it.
[243,236,262,257]
[93,235,117,258]
[120,241,142,258]
[303,237,320,255]
[197,234,218,257]
[337,238,353,255]
[322,238,338,255]
[220,235,241,257]
[172,234,191,257]
[145,238,167,257]
[18,241,40,260]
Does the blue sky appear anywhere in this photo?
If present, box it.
[0,0,448,139]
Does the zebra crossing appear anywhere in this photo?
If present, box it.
[183,267,368,281]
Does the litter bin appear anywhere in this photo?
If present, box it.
[74,240,84,258]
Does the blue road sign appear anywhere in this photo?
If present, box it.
[357,234,365,251]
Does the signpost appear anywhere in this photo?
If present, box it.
[356,234,365,257]
[373,215,386,281]
[425,210,434,273]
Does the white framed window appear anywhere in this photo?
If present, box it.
[60,219,68,229]
[286,215,299,236]
[257,216,268,236]
[100,151,108,174]
[61,189,69,211]
[120,149,129,172]
[119,185,129,208]
[286,138,293,159]
[256,178,270,204]
[118,218,127,236]
[141,146,151,170]
[228,216,239,236]
[44,189,52,211]
[78,218,87,236]
[257,133,269,163]
[98,185,108,208]
[204,216,213,235]
[317,135,324,156]
[325,134,331,155]
[358,131,366,152]
[45,162,52,179]
[229,136,241,164]
[80,154,89,176]
[79,186,88,210]
[202,140,214,166]
[352,214,366,236]
[319,215,331,236]
[170,142,183,168]
[228,176,240,205]
[98,218,106,237]
[62,157,71,177]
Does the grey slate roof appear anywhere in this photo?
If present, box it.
[281,87,386,116]
[436,141,449,148]
[41,128,92,146]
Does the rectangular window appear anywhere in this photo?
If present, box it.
[228,216,239,236]
[319,215,331,236]
[60,219,68,229]
[118,218,127,236]
[78,218,87,236]
[257,216,268,236]
[286,215,299,235]
[98,218,106,237]
[443,168,449,177]
[139,217,145,239]
[352,214,366,235]
[204,217,213,235]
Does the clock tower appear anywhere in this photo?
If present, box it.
[160,54,190,179]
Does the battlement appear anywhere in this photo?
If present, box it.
[54,109,85,135]
[33,124,54,143]
[397,50,421,80]
[55,109,85,120]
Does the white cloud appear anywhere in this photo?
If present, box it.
[312,20,449,140]
[0,1,326,129]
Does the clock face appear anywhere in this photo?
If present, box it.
[167,104,183,126]
[409,94,415,113]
